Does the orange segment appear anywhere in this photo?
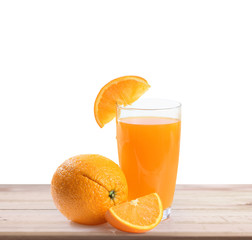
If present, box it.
[94,76,150,128]
[105,193,163,233]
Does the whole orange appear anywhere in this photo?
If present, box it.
[51,154,128,225]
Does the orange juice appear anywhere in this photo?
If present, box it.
[117,117,181,209]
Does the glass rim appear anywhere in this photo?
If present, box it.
[116,98,181,111]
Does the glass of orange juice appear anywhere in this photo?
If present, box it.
[116,98,181,219]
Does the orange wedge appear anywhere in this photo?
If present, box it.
[105,193,163,233]
[94,76,150,127]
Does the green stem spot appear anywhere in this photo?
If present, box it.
[109,190,116,200]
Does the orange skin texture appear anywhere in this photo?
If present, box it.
[94,75,150,128]
[105,193,163,233]
[51,154,128,225]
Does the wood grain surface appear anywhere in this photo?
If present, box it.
[0,185,252,239]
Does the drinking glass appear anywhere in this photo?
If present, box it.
[116,98,181,219]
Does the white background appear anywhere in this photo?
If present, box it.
[0,0,252,184]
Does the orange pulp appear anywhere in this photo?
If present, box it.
[117,117,181,209]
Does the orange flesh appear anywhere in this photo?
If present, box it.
[110,193,161,226]
[117,117,181,209]
[94,76,150,127]
[105,193,163,233]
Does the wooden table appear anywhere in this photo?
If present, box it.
[0,185,252,239]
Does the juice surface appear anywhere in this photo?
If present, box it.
[117,117,181,209]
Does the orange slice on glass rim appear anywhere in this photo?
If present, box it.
[94,76,150,127]
[105,193,163,233]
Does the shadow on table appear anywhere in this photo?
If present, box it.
[69,221,119,234]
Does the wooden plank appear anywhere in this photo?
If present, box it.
[0,185,54,210]
[1,209,252,230]
[1,185,252,210]
[0,185,252,239]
